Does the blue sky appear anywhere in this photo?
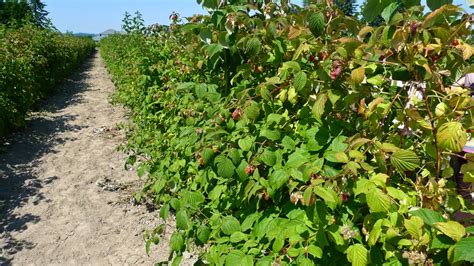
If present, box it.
[43,0,472,33]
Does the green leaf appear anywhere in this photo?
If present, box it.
[202,148,215,165]
[366,188,391,213]
[362,0,392,23]
[230,231,248,243]
[370,173,389,188]
[282,136,297,151]
[181,191,205,209]
[367,75,384,86]
[272,237,285,253]
[426,0,453,11]
[368,219,383,246]
[244,101,260,121]
[246,37,262,56]
[306,13,325,37]
[404,216,424,239]
[437,122,467,153]
[410,208,446,226]
[328,136,349,152]
[307,245,323,258]
[222,216,241,235]
[238,136,254,151]
[286,247,300,257]
[346,244,368,266]
[176,82,195,90]
[199,28,212,43]
[434,221,466,241]
[215,155,235,178]
[453,237,474,263]
[381,2,399,23]
[269,169,289,190]
[390,149,420,172]
[206,43,224,58]
[170,231,185,252]
[260,129,281,141]
[294,71,307,91]
[160,204,170,219]
[172,256,183,266]
[225,250,246,265]
[298,257,314,266]
[314,187,339,210]
[197,225,211,244]
[431,234,455,249]
[286,151,308,168]
[176,210,190,230]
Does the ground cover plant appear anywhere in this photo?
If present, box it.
[100,0,474,264]
[0,24,95,135]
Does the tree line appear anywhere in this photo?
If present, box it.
[0,0,51,28]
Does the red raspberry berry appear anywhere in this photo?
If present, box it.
[340,193,349,202]
[318,51,328,61]
[232,108,242,120]
[309,54,316,62]
[452,39,459,46]
[410,22,418,35]
[245,165,255,175]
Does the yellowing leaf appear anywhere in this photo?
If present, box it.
[351,66,365,85]
[437,122,467,152]
[460,44,474,61]
[422,4,462,28]
[390,149,420,172]
[366,188,391,213]
[312,93,328,121]
[293,42,311,60]
[324,151,349,163]
[406,109,432,130]
[434,221,466,242]
[404,216,424,239]
[358,26,373,39]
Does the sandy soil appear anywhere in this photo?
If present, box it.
[0,51,172,265]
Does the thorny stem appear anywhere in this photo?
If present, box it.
[423,92,441,178]
[362,83,406,156]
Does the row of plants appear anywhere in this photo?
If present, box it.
[0,24,95,136]
[100,1,474,265]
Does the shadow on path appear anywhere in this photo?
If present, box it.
[0,54,96,264]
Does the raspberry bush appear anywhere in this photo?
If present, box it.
[100,1,474,265]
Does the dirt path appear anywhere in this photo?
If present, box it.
[0,51,169,265]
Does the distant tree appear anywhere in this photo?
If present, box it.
[29,0,52,28]
[0,0,51,28]
[360,0,413,26]
[334,0,357,16]
[0,0,31,26]
[302,0,357,16]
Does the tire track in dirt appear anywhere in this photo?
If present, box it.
[0,51,169,265]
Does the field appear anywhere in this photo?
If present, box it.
[0,24,95,136]
[0,0,473,265]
